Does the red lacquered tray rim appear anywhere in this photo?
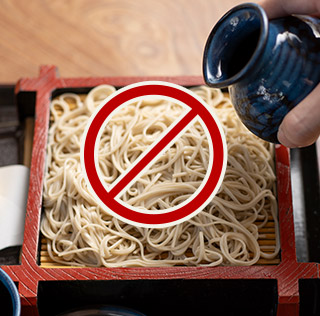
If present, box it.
[2,65,318,316]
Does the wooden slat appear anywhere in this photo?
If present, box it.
[258,233,276,240]
[258,227,275,233]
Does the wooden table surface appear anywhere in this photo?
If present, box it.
[0,0,254,84]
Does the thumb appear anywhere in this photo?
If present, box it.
[277,83,320,148]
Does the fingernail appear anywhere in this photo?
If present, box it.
[277,126,291,147]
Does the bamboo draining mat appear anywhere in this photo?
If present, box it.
[40,90,280,268]
[40,92,280,267]
[40,89,280,268]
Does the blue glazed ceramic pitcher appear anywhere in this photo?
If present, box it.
[203,2,320,143]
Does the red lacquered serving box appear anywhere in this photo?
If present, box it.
[2,65,318,316]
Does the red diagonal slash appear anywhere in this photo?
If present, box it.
[108,109,197,199]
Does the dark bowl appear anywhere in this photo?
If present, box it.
[57,305,146,316]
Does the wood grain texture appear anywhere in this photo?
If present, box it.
[0,0,250,83]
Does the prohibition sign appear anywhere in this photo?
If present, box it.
[80,81,227,228]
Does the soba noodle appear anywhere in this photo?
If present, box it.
[41,85,279,267]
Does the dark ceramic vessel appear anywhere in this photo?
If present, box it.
[0,267,20,316]
[203,2,320,143]
[57,305,146,316]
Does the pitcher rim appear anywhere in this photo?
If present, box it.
[203,2,269,88]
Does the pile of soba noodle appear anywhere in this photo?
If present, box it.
[41,85,279,267]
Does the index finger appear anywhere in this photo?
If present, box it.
[259,0,320,19]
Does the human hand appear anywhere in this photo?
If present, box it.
[259,0,320,147]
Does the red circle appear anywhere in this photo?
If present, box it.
[84,84,225,225]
